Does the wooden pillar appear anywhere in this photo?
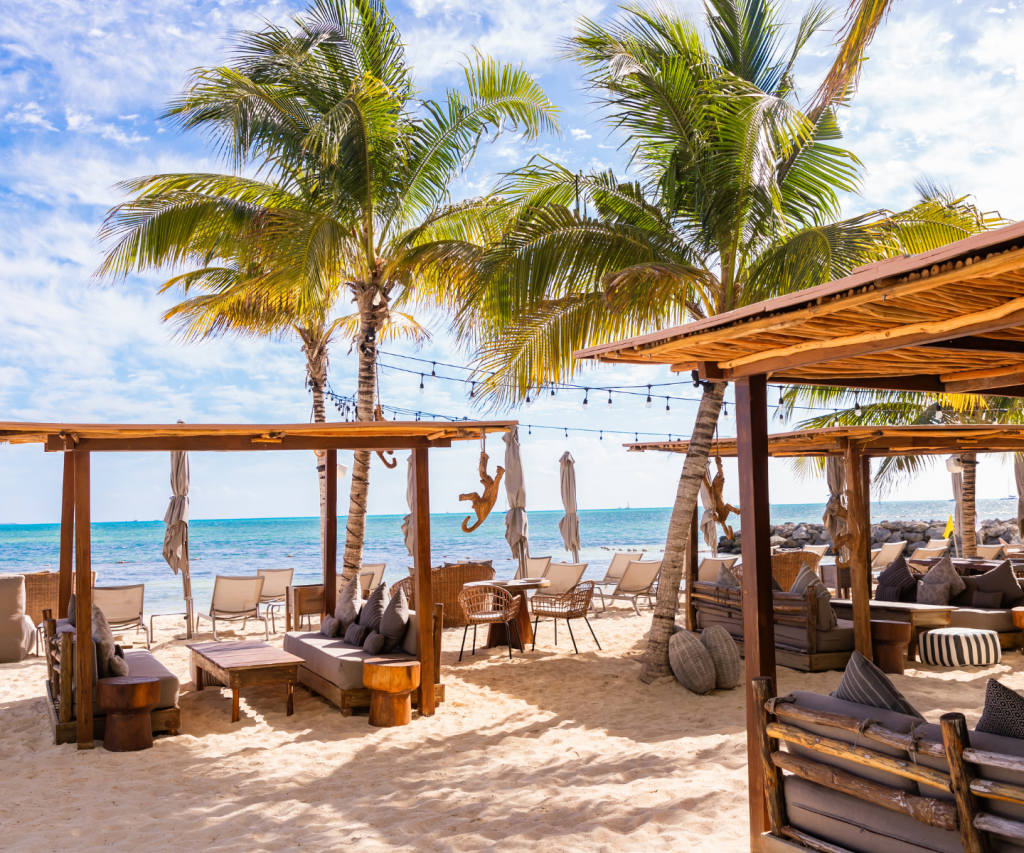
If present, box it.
[861,454,872,599]
[58,451,75,619]
[73,450,94,749]
[685,506,699,631]
[845,442,873,660]
[735,374,775,852]
[324,448,338,616]
[412,447,435,716]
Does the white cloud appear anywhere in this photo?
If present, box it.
[570,127,591,139]
[3,101,55,130]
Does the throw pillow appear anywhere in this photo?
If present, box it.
[378,588,410,653]
[92,605,129,678]
[344,622,370,647]
[68,594,76,627]
[976,560,1023,605]
[771,576,782,592]
[717,564,740,588]
[334,575,362,631]
[788,565,837,631]
[700,625,741,689]
[668,630,716,695]
[320,615,340,638]
[362,631,387,655]
[922,556,967,598]
[874,584,906,602]
[973,590,1004,609]
[977,679,1024,739]
[876,556,916,602]
[789,563,817,595]
[358,583,389,631]
[832,651,924,719]
[916,580,951,606]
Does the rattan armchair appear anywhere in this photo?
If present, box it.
[770,550,820,591]
[457,584,521,661]
[389,564,495,628]
[530,580,600,654]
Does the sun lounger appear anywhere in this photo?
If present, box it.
[596,560,662,616]
[975,543,1005,559]
[358,563,387,598]
[523,556,552,578]
[256,568,294,633]
[93,584,149,649]
[536,562,587,598]
[910,546,948,561]
[697,556,739,583]
[196,575,268,641]
[870,539,907,568]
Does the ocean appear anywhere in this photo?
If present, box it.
[1,499,1019,615]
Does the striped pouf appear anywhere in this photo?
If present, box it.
[920,627,1001,667]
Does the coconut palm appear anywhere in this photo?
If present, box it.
[445,0,997,681]
[95,0,559,577]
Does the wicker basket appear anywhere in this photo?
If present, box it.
[389,564,495,628]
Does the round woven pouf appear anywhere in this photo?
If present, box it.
[919,627,1001,667]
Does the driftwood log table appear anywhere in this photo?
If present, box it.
[465,578,550,651]
[97,676,161,752]
[363,658,421,727]
[189,641,302,723]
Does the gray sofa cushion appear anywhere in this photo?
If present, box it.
[974,590,1004,609]
[75,648,179,715]
[344,623,369,647]
[283,631,416,691]
[834,650,923,719]
[948,607,1017,633]
[378,587,410,653]
[334,575,361,631]
[977,679,1024,740]
[923,556,966,599]
[358,584,388,631]
[976,560,1024,606]
[717,564,740,588]
[694,608,855,653]
[320,615,341,638]
[402,610,420,656]
[362,631,387,655]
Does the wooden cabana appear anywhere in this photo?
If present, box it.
[0,419,514,749]
[576,219,1024,851]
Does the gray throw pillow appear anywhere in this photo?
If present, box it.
[717,564,740,588]
[922,556,966,598]
[788,565,836,630]
[771,576,782,592]
[378,588,410,652]
[92,605,129,678]
[976,560,1023,604]
[334,574,362,631]
[320,615,340,638]
[668,630,716,694]
[358,583,389,631]
[977,679,1024,740]
[874,584,906,602]
[789,563,817,595]
[700,625,741,689]
[362,631,387,655]
[973,590,1004,609]
[876,556,916,602]
[916,580,950,606]
[344,622,370,647]
[833,651,923,719]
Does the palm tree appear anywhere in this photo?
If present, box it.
[446,0,996,682]
[95,0,559,577]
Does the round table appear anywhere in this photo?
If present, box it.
[870,620,912,674]
[465,578,550,650]
[97,676,161,751]
[363,658,420,727]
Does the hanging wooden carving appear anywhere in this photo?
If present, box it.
[706,455,741,540]
[832,497,860,588]
[459,451,505,532]
[372,402,397,468]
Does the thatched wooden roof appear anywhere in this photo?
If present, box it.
[576,221,1024,396]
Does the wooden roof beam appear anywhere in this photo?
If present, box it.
[43,435,453,453]
[921,337,1024,356]
[772,375,945,393]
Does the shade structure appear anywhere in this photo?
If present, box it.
[558,451,581,561]
[822,456,847,564]
[162,444,193,638]
[1016,453,1024,535]
[401,453,415,556]
[952,467,965,557]
[503,426,530,575]
[698,463,718,556]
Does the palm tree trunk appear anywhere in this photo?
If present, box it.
[640,381,726,683]
[962,451,978,556]
[302,334,330,555]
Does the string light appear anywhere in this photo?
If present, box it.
[607,390,613,409]
[525,391,532,408]
[854,394,862,417]
[550,385,556,398]
[582,389,588,410]
[646,385,652,408]
[723,401,729,418]
[469,381,476,400]
[564,427,568,438]
[665,397,670,413]
[431,363,436,380]
[600,430,603,440]
[419,374,425,394]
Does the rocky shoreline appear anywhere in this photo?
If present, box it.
[715,518,1023,555]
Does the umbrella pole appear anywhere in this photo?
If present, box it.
[183,568,194,639]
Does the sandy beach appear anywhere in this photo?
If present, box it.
[2,608,1022,853]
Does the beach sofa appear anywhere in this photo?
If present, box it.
[284,603,444,716]
[755,677,1024,853]
[689,580,855,672]
[42,616,180,745]
[0,574,37,663]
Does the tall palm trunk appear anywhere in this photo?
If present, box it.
[302,333,330,554]
[640,381,726,683]
[962,451,978,556]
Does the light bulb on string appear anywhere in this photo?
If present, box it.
[665,397,670,413]
[419,374,425,394]
[854,394,862,417]
[607,390,613,408]
[599,430,603,441]
[564,428,568,438]
[528,424,532,435]
[582,389,589,410]
[525,391,532,408]
[646,385,652,408]
[634,432,639,442]
[469,381,476,400]
[431,363,436,380]
[551,385,556,398]
[778,388,784,408]
[723,401,729,418]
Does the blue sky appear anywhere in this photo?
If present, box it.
[2,0,1024,524]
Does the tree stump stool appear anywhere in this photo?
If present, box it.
[363,658,420,728]
[1013,608,1024,650]
[871,620,912,674]
[97,676,161,752]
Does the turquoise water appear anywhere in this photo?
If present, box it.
[1,499,1018,615]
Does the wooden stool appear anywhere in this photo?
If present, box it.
[97,676,161,751]
[363,658,420,727]
[871,620,912,674]
[1013,607,1024,649]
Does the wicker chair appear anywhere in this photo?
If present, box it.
[530,580,601,654]
[771,550,820,590]
[389,576,415,607]
[22,572,60,630]
[456,584,521,661]
[392,564,495,628]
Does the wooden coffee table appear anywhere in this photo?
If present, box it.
[189,641,302,723]
[465,578,550,651]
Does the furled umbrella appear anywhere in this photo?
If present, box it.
[558,451,581,562]
[1015,453,1024,538]
[822,456,847,558]
[503,427,530,576]
[951,461,964,559]
[162,431,193,638]
[698,463,718,557]
[401,454,416,557]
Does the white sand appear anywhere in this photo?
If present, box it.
[2,610,1023,852]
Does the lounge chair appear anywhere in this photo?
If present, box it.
[531,581,601,653]
[596,560,662,616]
[0,574,36,663]
[909,546,948,562]
[595,552,643,598]
[358,563,387,598]
[196,575,267,641]
[870,539,907,568]
[536,562,587,599]
[93,584,149,649]
[975,543,1005,559]
[523,556,552,579]
[802,544,829,558]
[697,556,739,583]
[926,536,951,550]
[257,568,294,633]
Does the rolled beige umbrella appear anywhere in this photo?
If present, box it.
[401,454,415,557]
[503,426,530,576]
[822,456,847,562]
[1016,452,1024,537]
[558,451,581,562]
[952,468,964,558]
[698,463,718,557]
[162,435,193,638]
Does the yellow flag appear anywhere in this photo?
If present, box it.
[944,514,955,538]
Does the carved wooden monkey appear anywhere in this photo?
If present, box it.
[460,451,505,532]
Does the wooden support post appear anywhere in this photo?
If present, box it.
[735,374,775,852]
[324,449,338,617]
[685,506,699,631]
[845,442,873,660]
[58,451,75,619]
[752,677,786,837]
[412,447,435,716]
[942,713,989,853]
[73,450,94,749]
[861,454,873,599]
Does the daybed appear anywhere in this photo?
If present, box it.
[755,677,1024,853]
[41,614,180,745]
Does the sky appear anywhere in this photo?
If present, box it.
[2,0,1024,524]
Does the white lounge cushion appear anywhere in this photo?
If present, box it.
[284,631,417,691]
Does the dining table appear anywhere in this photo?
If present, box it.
[464,577,550,651]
